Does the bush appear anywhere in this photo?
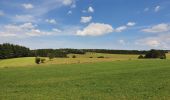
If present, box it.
[35,57,41,64]
[89,57,93,58]
[144,49,166,59]
[48,53,55,60]
[72,55,76,58]
[40,58,46,63]
[138,55,144,59]
[97,56,104,58]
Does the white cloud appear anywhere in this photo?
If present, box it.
[20,0,76,17]
[88,6,94,13]
[62,0,73,6]
[0,23,56,37]
[154,6,160,12]
[77,21,136,36]
[0,10,4,16]
[67,10,72,15]
[52,28,62,33]
[76,23,113,36]
[71,4,76,8]
[142,23,170,33]
[136,37,161,48]
[14,15,36,23]
[127,22,136,26]
[80,16,92,23]
[114,22,136,32]
[46,19,57,24]
[136,32,170,49]
[114,26,127,32]
[22,3,34,9]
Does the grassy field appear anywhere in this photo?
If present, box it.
[0,53,170,99]
[0,53,139,68]
[0,60,170,100]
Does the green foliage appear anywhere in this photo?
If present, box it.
[144,49,166,59]
[72,55,76,58]
[48,53,55,60]
[40,58,46,63]
[98,56,104,58]
[35,57,41,64]
[0,43,30,59]
[138,55,144,59]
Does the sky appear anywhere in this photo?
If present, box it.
[0,0,170,50]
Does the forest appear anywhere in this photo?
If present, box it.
[0,43,168,59]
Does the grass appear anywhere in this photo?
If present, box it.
[0,57,36,68]
[68,52,138,59]
[0,60,170,100]
[0,53,139,68]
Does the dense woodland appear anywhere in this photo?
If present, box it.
[0,43,168,59]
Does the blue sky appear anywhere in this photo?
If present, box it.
[0,0,170,50]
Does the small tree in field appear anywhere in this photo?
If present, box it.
[138,55,144,59]
[41,58,46,63]
[35,57,41,64]
[48,53,55,60]
[72,55,76,58]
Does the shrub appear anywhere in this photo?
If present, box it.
[98,56,104,58]
[144,49,166,59]
[72,55,76,58]
[35,57,41,64]
[48,53,55,60]
[138,55,144,59]
[41,58,46,63]
[89,57,93,58]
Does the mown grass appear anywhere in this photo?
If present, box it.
[0,60,170,100]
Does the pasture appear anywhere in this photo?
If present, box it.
[0,53,170,99]
[0,53,138,68]
[0,60,170,99]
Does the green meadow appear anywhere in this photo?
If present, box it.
[0,53,170,100]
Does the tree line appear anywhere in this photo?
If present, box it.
[0,43,168,59]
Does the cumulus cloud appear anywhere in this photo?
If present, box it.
[142,23,170,33]
[22,3,34,9]
[76,23,113,36]
[88,6,94,13]
[136,32,170,49]
[136,37,163,48]
[46,19,57,24]
[138,23,170,49]
[114,22,136,32]
[77,21,136,36]
[80,16,92,23]
[127,22,136,26]
[154,6,160,12]
[114,26,127,32]
[0,23,57,37]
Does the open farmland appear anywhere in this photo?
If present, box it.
[0,60,170,100]
[0,53,138,68]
